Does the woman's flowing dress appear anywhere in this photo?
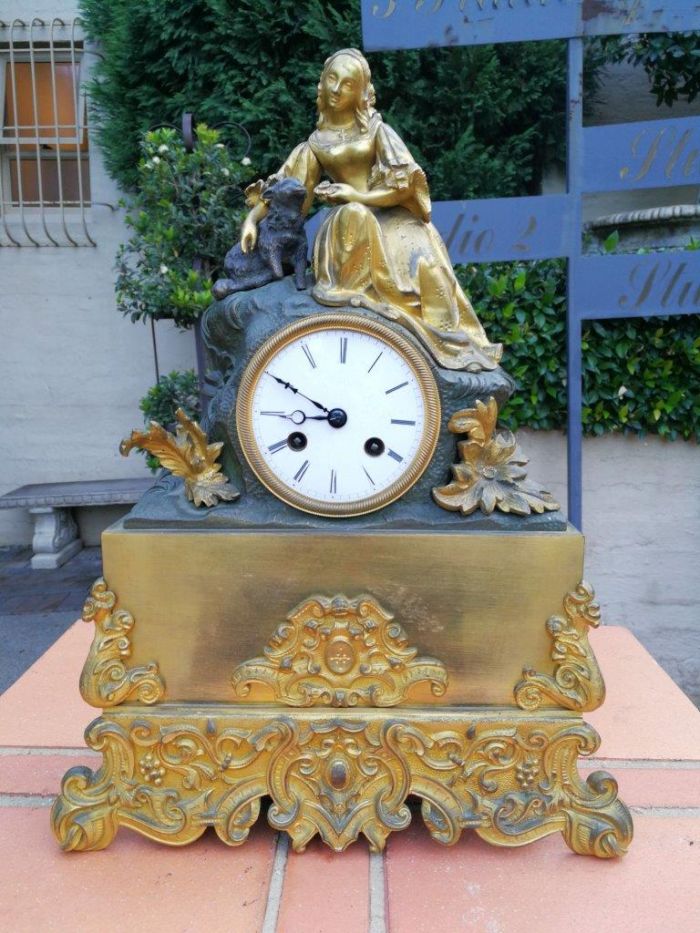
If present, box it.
[263,113,502,372]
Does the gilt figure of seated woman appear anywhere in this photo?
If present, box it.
[240,48,502,373]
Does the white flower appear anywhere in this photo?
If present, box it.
[221,167,230,177]
[158,144,169,154]
[241,156,251,166]
[143,162,153,170]
[617,385,628,399]
[215,143,225,149]
[159,264,169,275]
[151,156,161,165]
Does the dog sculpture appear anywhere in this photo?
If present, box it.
[212,177,308,299]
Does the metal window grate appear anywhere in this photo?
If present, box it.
[0,18,95,246]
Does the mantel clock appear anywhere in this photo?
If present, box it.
[52,48,632,860]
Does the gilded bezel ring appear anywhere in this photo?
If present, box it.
[236,312,441,517]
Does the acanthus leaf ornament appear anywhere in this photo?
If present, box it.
[79,578,165,707]
[514,581,605,712]
[432,397,560,516]
[120,408,240,508]
[231,594,448,707]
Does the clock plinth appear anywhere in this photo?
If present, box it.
[52,706,631,857]
[52,522,632,856]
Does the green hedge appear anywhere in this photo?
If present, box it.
[80,1,698,196]
[80,0,574,197]
[458,260,700,442]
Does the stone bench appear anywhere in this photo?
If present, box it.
[0,479,153,569]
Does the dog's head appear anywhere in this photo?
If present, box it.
[262,177,307,212]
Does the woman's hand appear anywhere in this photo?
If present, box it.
[240,215,258,253]
[314,181,359,205]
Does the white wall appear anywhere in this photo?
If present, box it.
[2,1,76,17]
[0,208,196,544]
[0,10,195,543]
[522,430,700,704]
[592,60,700,127]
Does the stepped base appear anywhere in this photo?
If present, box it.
[51,522,633,857]
[51,705,632,857]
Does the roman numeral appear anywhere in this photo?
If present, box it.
[387,449,404,463]
[363,467,375,486]
[268,439,288,454]
[391,418,416,425]
[385,381,408,395]
[339,337,348,364]
[293,459,310,482]
[330,469,337,494]
[301,343,316,368]
[368,352,383,373]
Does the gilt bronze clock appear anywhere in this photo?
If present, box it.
[236,313,440,516]
[53,48,632,861]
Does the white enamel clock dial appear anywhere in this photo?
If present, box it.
[236,314,440,516]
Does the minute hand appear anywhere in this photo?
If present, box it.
[265,372,330,414]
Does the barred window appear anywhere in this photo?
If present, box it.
[0,19,95,246]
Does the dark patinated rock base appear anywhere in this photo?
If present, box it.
[125,276,566,531]
[125,473,566,530]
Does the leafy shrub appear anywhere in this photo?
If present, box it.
[599,32,700,106]
[139,370,201,471]
[459,260,700,442]
[116,124,254,327]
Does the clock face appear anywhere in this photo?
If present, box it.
[236,314,440,516]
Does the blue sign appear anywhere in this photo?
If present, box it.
[435,195,571,264]
[572,254,700,320]
[362,0,700,50]
[308,197,570,264]
[583,117,700,193]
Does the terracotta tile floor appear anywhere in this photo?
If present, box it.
[1,623,698,932]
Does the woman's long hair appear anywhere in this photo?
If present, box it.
[316,48,377,133]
